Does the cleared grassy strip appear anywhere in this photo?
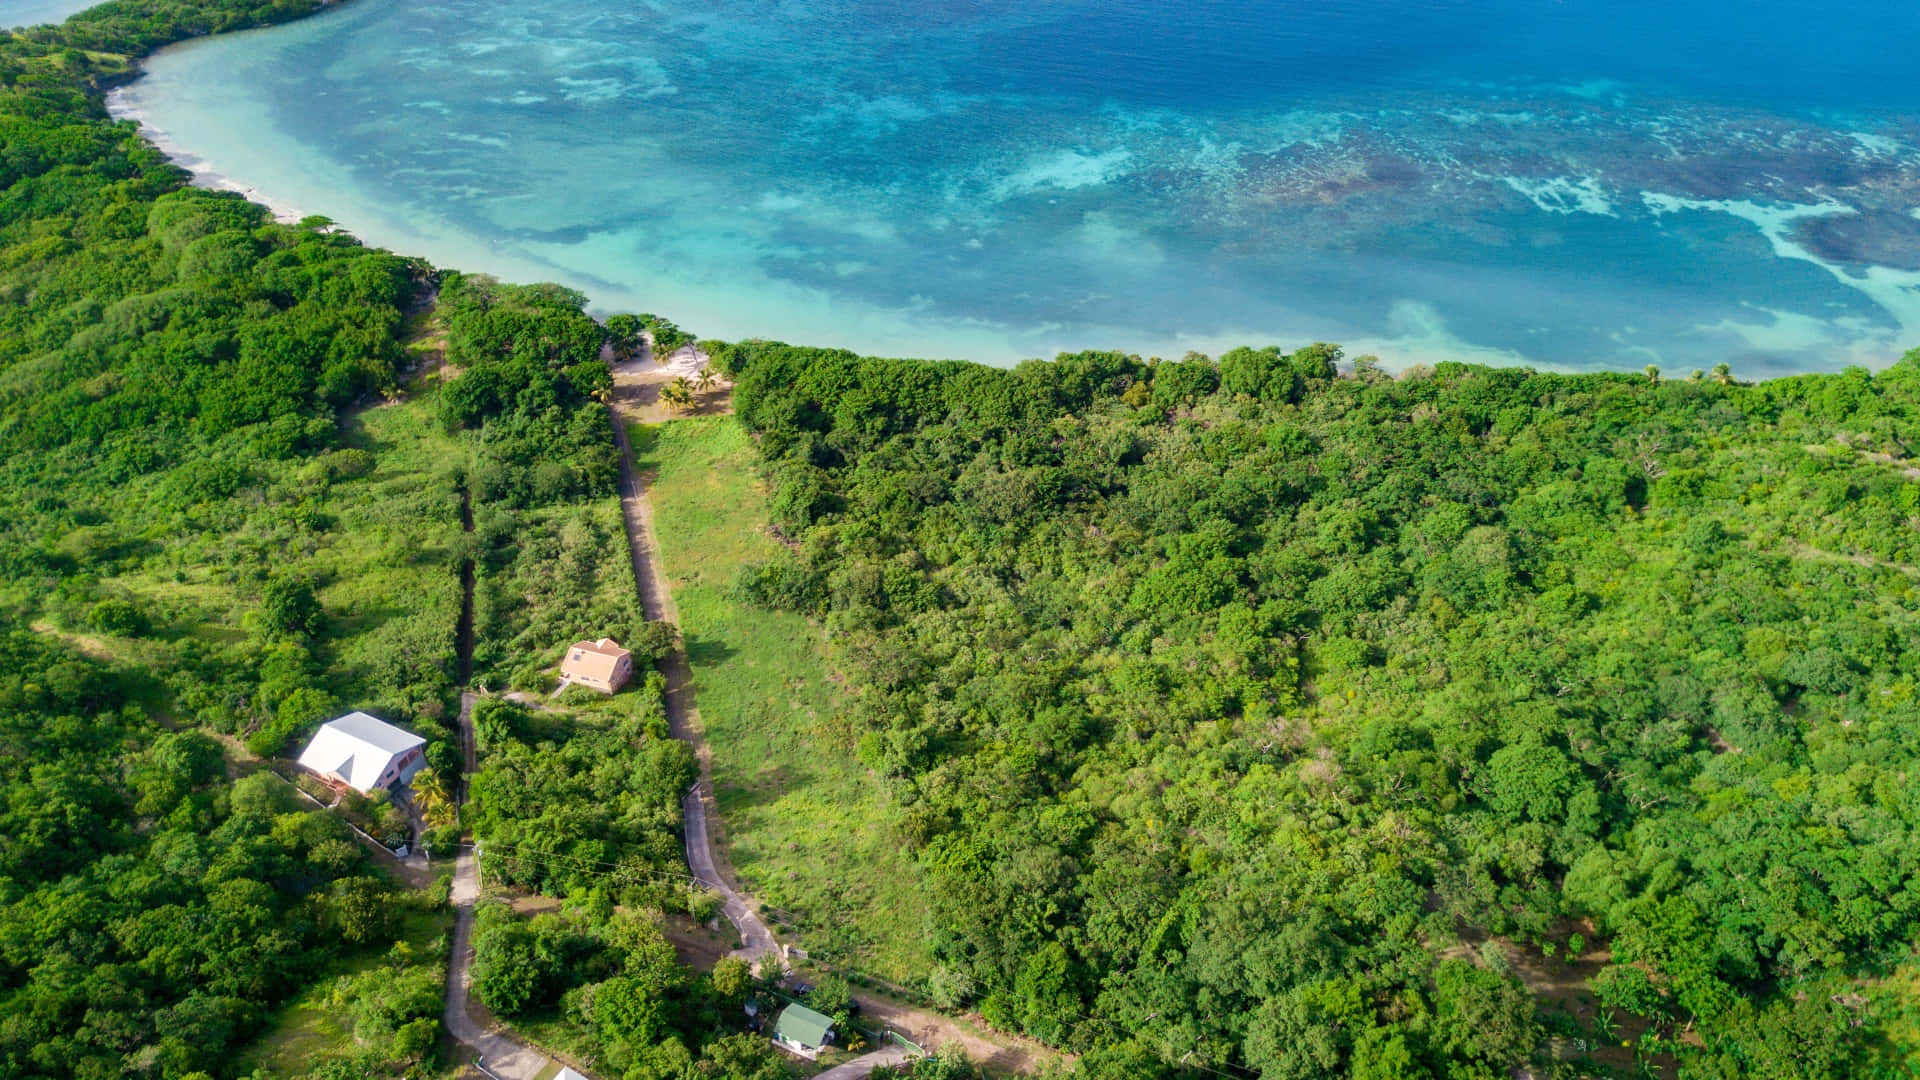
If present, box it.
[637,416,929,980]
[325,394,470,710]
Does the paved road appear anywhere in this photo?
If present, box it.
[609,343,780,975]
[445,849,555,1079]
[812,1046,917,1079]
[442,690,561,1080]
[681,778,779,966]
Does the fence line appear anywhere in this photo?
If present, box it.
[272,768,409,862]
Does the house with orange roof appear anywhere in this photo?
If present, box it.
[559,637,634,693]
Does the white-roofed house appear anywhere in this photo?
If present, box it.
[295,711,428,795]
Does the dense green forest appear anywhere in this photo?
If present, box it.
[716,340,1920,1078]
[0,0,450,740]
[0,631,444,1078]
[0,0,459,1073]
[0,0,688,1073]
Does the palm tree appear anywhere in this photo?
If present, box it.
[694,366,716,393]
[411,769,457,830]
[1644,364,1661,384]
[660,377,697,413]
[1688,369,1704,383]
[604,314,643,362]
[1712,362,1733,385]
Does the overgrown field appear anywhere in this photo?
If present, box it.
[234,906,454,1079]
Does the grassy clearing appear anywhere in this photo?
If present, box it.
[1871,960,1920,1074]
[637,417,929,980]
[508,1014,600,1073]
[324,395,471,707]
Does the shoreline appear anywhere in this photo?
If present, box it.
[92,3,1918,376]
[107,84,309,225]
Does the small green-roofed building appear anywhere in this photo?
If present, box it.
[773,1002,836,1058]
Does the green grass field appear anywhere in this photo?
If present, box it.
[637,417,930,980]
[325,396,471,704]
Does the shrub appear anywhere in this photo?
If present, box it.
[86,597,149,636]
[261,576,325,638]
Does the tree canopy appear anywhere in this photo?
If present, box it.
[722,339,1920,1076]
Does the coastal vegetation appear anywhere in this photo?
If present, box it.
[0,0,476,1070]
[715,340,1920,1077]
[4,0,1920,1076]
[0,1,687,1074]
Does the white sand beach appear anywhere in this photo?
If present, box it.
[107,86,308,224]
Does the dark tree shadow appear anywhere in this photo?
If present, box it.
[685,634,737,666]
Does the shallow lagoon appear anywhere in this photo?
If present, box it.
[2,0,96,29]
[115,0,1920,371]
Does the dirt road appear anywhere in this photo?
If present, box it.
[855,992,1052,1075]
[445,851,554,1079]
[609,338,780,974]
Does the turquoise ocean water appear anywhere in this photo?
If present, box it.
[1,0,95,29]
[109,0,1920,371]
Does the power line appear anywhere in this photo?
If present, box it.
[463,837,805,921]
[471,841,713,892]
[468,841,810,927]
[461,837,1259,1080]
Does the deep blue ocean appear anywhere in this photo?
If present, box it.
[109,0,1920,371]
